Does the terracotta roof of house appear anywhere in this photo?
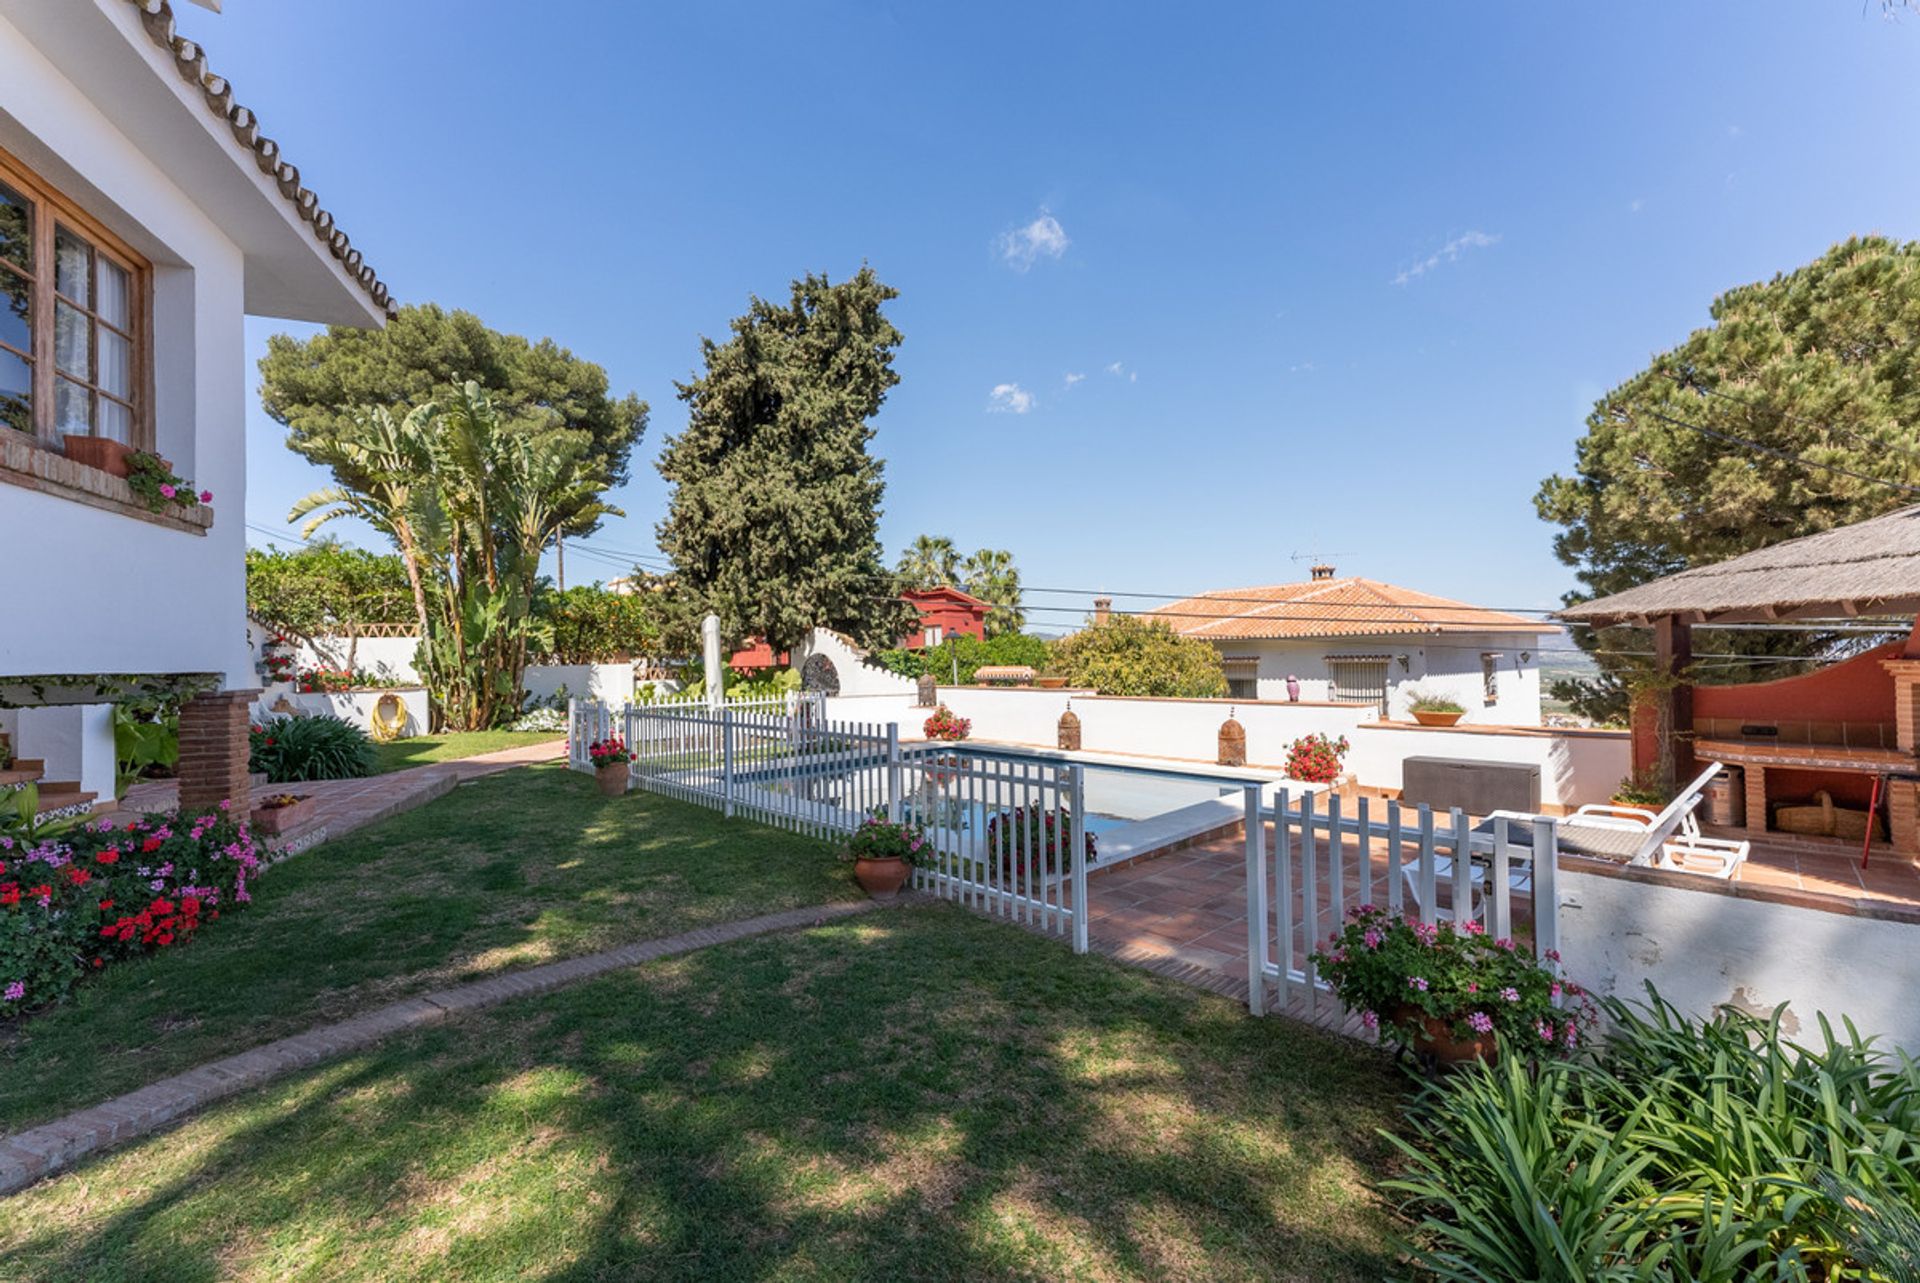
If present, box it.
[902,585,991,608]
[123,0,396,318]
[1560,504,1920,625]
[1145,578,1546,640]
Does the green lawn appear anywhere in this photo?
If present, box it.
[0,764,858,1132]
[0,907,1404,1282]
[370,730,564,774]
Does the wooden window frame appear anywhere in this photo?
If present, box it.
[1481,652,1502,705]
[0,143,154,454]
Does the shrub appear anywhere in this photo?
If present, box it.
[986,806,1097,873]
[1,807,262,1018]
[1385,986,1920,1280]
[249,714,377,782]
[294,667,368,693]
[1283,733,1349,784]
[1311,906,1592,1051]
[125,450,211,515]
[1404,687,1466,714]
[923,705,970,741]
[847,816,924,863]
[1613,766,1670,807]
[872,632,1053,684]
[1046,615,1226,698]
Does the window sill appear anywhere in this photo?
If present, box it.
[0,429,212,536]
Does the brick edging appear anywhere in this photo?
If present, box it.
[0,897,879,1197]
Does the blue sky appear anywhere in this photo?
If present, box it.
[203,2,1920,634]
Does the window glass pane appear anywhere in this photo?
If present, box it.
[97,257,130,331]
[0,273,27,354]
[55,300,89,376]
[0,180,28,274]
[54,376,91,436]
[0,348,29,434]
[55,228,92,306]
[97,396,132,444]
[98,325,131,399]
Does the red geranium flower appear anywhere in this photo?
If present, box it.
[141,837,164,854]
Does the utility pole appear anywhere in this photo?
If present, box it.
[556,536,566,591]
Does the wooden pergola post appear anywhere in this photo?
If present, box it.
[1652,615,1695,791]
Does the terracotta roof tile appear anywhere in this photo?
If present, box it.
[1145,577,1545,640]
[125,0,396,318]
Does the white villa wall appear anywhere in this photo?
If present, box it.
[524,662,633,708]
[793,629,918,699]
[1218,632,1549,726]
[0,11,252,686]
[1559,868,1920,1056]
[810,684,1627,809]
[0,704,115,799]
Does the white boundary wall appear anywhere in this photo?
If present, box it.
[824,686,1628,808]
[1559,866,1920,1055]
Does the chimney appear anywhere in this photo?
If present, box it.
[1093,596,1112,625]
[1310,564,1336,582]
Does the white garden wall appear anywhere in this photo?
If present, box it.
[0,704,115,799]
[816,685,1627,809]
[281,688,430,739]
[1558,866,1920,1055]
[793,629,918,698]
[524,662,634,708]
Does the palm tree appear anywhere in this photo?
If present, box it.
[961,548,1025,635]
[897,534,959,590]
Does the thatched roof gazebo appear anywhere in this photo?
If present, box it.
[1561,505,1920,859]
[1560,505,1920,627]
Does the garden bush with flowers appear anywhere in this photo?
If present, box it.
[0,805,261,1019]
[1311,905,1594,1055]
[986,805,1097,875]
[1283,733,1350,785]
[923,705,971,742]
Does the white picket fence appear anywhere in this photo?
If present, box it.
[571,699,1088,948]
[1241,787,1560,1019]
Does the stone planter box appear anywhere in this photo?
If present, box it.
[250,793,317,836]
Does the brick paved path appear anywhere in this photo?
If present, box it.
[121,738,567,853]
[0,898,881,1197]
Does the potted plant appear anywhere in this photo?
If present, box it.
[923,704,971,742]
[249,792,317,836]
[1611,767,1669,810]
[588,736,633,797]
[1282,733,1350,784]
[123,451,212,516]
[62,433,134,477]
[1405,688,1467,727]
[846,814,922,898]
[1312,905,1595,1069]
[1035,673,1068,690]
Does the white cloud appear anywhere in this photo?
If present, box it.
[1104,361,1137,383]
[1628,198,1645,214]
[1063,371,1085,387]
[1392,230,1500,286]
[996,210,1070,270]
[988,382,1035,414]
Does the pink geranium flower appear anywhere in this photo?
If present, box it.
[159,483,176,499]
[199,490,213,503]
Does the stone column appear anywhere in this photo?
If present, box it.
[177,689,259,816]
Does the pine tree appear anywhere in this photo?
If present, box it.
[1536,236,1920,720]
[657,268,914,653]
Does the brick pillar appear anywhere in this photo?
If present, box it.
[177,689,259,816]
[1882,659,1920,753]
[1742,764,1768,837]
[1888,781,1919,859]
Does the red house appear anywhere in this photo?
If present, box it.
[899,587,990,649]
[730,588,989,668]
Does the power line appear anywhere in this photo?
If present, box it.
[1626,402,1920,497]
[1664,368,1920,464]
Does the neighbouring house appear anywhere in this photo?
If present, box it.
[1561,504,1920,863]
[1145,565,1554,723]
[0,0,393,816]
[730,587,992,669]
[899,586,990,648]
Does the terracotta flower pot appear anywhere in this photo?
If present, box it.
[249,794,317,836]
[853,856,912,899]
[1035,675,1068,689]
[1391,1003,1498,1066]
[595,761,630,797]
[1410,709,1465,728]
[62,434,133,477]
